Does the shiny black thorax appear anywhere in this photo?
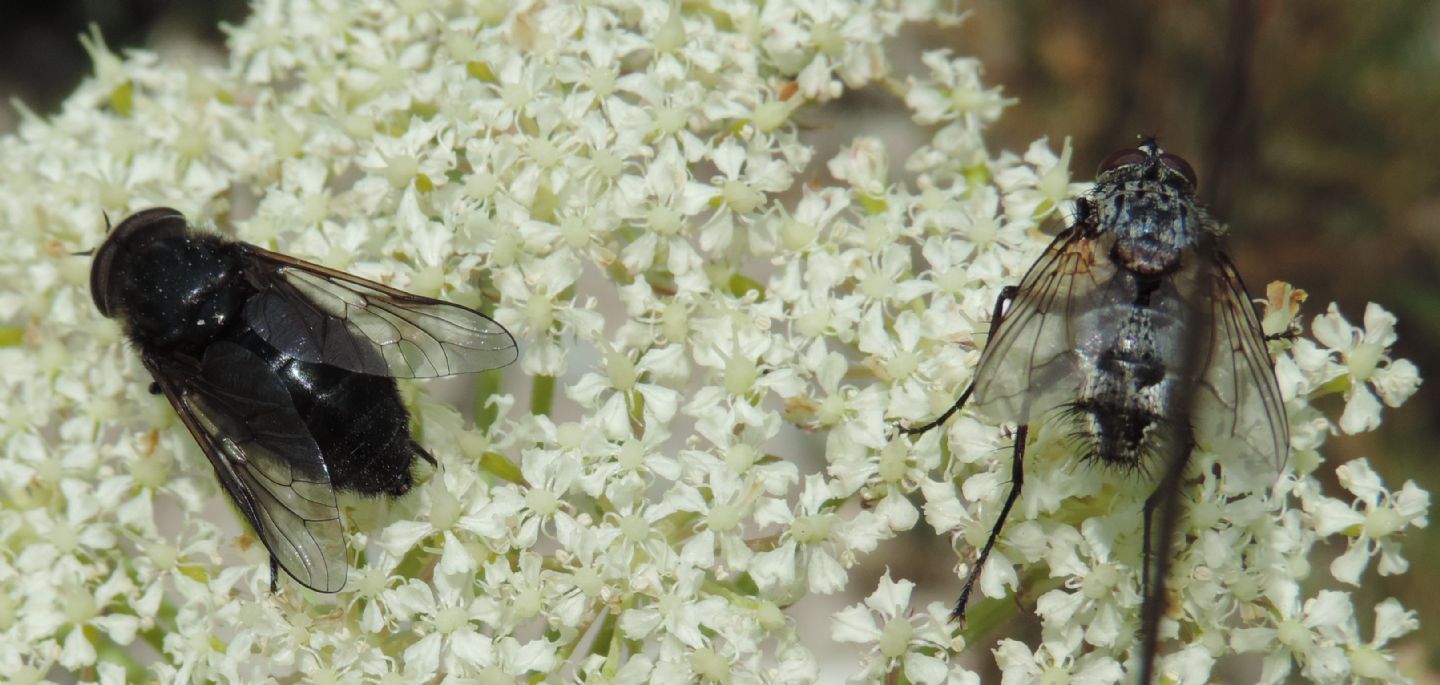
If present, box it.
[92,211,428,496]
[1065,158,1209,468]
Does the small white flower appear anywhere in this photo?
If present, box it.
[618,565,727,650]
[393,570,549,678]
[568,343,682,437]
[491,251,605,376]
[995,137,1089,222]
[994,627,1123,685]
[751,474,882,597]
[904,50,1012,127]
[831,571,965,685]
[828,136,892,200]
[1310,303,1422,433]
[1310,457,1429,585]
[54,571,141,670]
[1347,598,1420,682]
[1035,518,1141,649]
[1232,581,1352,684]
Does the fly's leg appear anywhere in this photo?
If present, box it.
[1264,329,1299,344]
[898,384,972,436]
[896,284,1023,620]
[898,285,1017,437]
[952,424,1028,622]
[270,555,280,593]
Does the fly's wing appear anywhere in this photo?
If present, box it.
[144,342,347,592]
[970,227,1120,423]
[239,245,518,378]
[1189,252,1290,469]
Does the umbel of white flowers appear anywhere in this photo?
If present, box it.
[0,1,1424,684]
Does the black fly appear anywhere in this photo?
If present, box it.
[901,141,1287,681]
[88,208,518,593]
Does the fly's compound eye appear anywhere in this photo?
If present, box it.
[1098,148,1149,174]
[1159,152,1199,188]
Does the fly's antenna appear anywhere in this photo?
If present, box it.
[72,211,113,256]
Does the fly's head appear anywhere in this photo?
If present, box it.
[89,208,191,319]
[1079,141,1214,276]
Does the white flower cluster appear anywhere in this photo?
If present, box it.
[0,1,1426,683]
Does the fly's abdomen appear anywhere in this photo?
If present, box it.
[236,331,429,497]
[1068,350,1171,468]
[1066,304,1179,468]
[292,367,427,497]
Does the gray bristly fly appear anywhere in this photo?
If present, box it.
[900,139,1288,683]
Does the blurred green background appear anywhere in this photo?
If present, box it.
[4,0,1434,681]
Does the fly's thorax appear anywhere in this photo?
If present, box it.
[116,232,252,354]
[1086,172,1212,277]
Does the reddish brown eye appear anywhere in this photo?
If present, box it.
[1098,148,1148,174]
[1159,152,1198,188]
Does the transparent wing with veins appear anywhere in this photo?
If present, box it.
[1190,254,1290,468]
[241,246,518,379]
[146,342,347,593]
[969,226,1121,424]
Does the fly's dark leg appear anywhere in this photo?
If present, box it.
[270,556,279,593]
[894,284,1024,620]
[1264,329,1299,344]
[898,384,973,436]
[899,286,1017,437]
[952,423,1027,622]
